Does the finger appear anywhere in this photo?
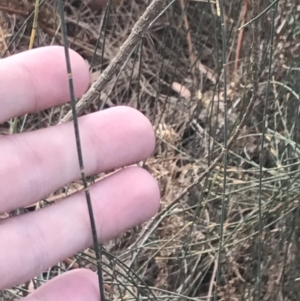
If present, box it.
[0,46,90,123]
[0,166,160,289]
[0,106,155,212]
[22,269,100,301]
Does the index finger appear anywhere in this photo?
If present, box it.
[0,46,90,123]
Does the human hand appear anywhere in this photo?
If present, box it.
[0,46,160,300]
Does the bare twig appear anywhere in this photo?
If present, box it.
[234,0,248,77]
[249,0,261,298]
[61,0,169,123]
[179,0,196,71]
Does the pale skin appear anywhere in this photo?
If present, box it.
[0,46,160,300]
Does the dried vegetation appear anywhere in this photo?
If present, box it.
[2,0,300,300]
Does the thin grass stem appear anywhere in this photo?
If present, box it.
[214,0,228,298]
[57,1,105,300]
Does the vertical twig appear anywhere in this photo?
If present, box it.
[29,0,40,49]
[250,0,261,297]
[214,0,228,298]
[57,1,105,301]
[179,0,196,73]
[257,0,278,299]
[234,0,248,77]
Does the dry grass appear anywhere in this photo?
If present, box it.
[2,0,300,300]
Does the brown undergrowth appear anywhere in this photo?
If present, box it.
[1,0,300,300]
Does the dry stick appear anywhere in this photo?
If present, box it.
[61,0,168,123]
[0,5,28,16]
[57,1,106,300]
[179,0,197,72]
[234,0,248,77]
[207,258,218,301]
[250,0,262,297]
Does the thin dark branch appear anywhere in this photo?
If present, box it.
[57,1,105,300]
